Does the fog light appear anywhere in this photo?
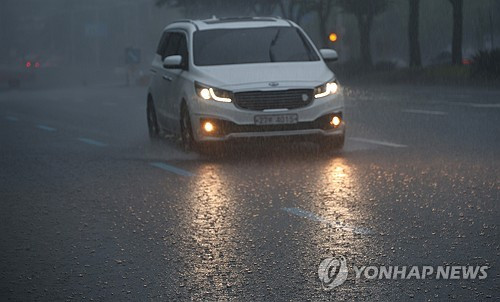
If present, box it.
[203,121,215,133]
[330,116,341,127]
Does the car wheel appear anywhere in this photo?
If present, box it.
[147,98,160,140]
[318,134,345,154]
[180,104,196,152]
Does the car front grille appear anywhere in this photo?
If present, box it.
[234,89,314,111]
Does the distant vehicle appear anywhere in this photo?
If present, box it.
[0,66,32,88]
[147,17,345,153]
[0,53,58,88]
[0,58,37,88]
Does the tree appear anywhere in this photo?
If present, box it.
[303,0,335,48]
[156,0,316,26]
[279,0,334,45]
[279,0,309,24]
[156,0,282,18]
[338,0,389,67]
[408,0,422,67]
[250,0,282,16]
[316,0,334,48]
[156,0,242,17]
[448,0,463,65]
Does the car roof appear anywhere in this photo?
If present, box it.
[166,17,294,32]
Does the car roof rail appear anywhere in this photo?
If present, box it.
[202,16,282,24]
[170,16,290,29]
[170,19,199,30]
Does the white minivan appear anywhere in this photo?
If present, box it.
[147,17,345,152]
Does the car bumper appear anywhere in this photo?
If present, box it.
[189,93,345,142]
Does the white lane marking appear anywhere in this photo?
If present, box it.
[402,109,447,116]
[445,94,472,99]
[77,137,108,147]
[349,137,407,148]
[441,101,500,108]
[150,162,194,177]
[282,207,371,235]
[469,103,500,108]
[36,125,56,132]
[5,116,18,121]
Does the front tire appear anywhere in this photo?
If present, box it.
[180,104,196,152]
[147,98,160,140]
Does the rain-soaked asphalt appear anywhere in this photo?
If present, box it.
[0,83,499,301]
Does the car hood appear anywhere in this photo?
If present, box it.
[193,61,334,91]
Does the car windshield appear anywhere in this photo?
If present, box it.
[193,26,320,66]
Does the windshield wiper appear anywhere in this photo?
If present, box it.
[269,28,281,62]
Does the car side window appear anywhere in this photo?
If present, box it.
[177,34,189,69]
[163,33,181,59]
[160,32,189,70]
[156,32,170,57]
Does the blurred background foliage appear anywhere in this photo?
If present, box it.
[1,0,499,84]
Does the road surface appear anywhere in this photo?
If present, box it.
[1,84,499,301]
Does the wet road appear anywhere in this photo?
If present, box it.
[1,84,499,301]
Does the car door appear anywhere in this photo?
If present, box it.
[158,32,181,131]
[169,32,189,134]
[150,31,169,129]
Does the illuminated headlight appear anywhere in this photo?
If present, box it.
[314,81,338,99]
[195,82,232,103]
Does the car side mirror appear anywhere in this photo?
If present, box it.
[320,49,338,62]
[163,55,182,69]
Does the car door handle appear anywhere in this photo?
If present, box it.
[162,75,173,81]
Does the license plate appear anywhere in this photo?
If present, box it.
[254,114,298,125]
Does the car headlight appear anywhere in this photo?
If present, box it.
[314,80,339,99]
[195,82,232,103]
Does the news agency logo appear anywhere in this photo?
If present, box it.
[318,255,489,291]
[318,256,348,290]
